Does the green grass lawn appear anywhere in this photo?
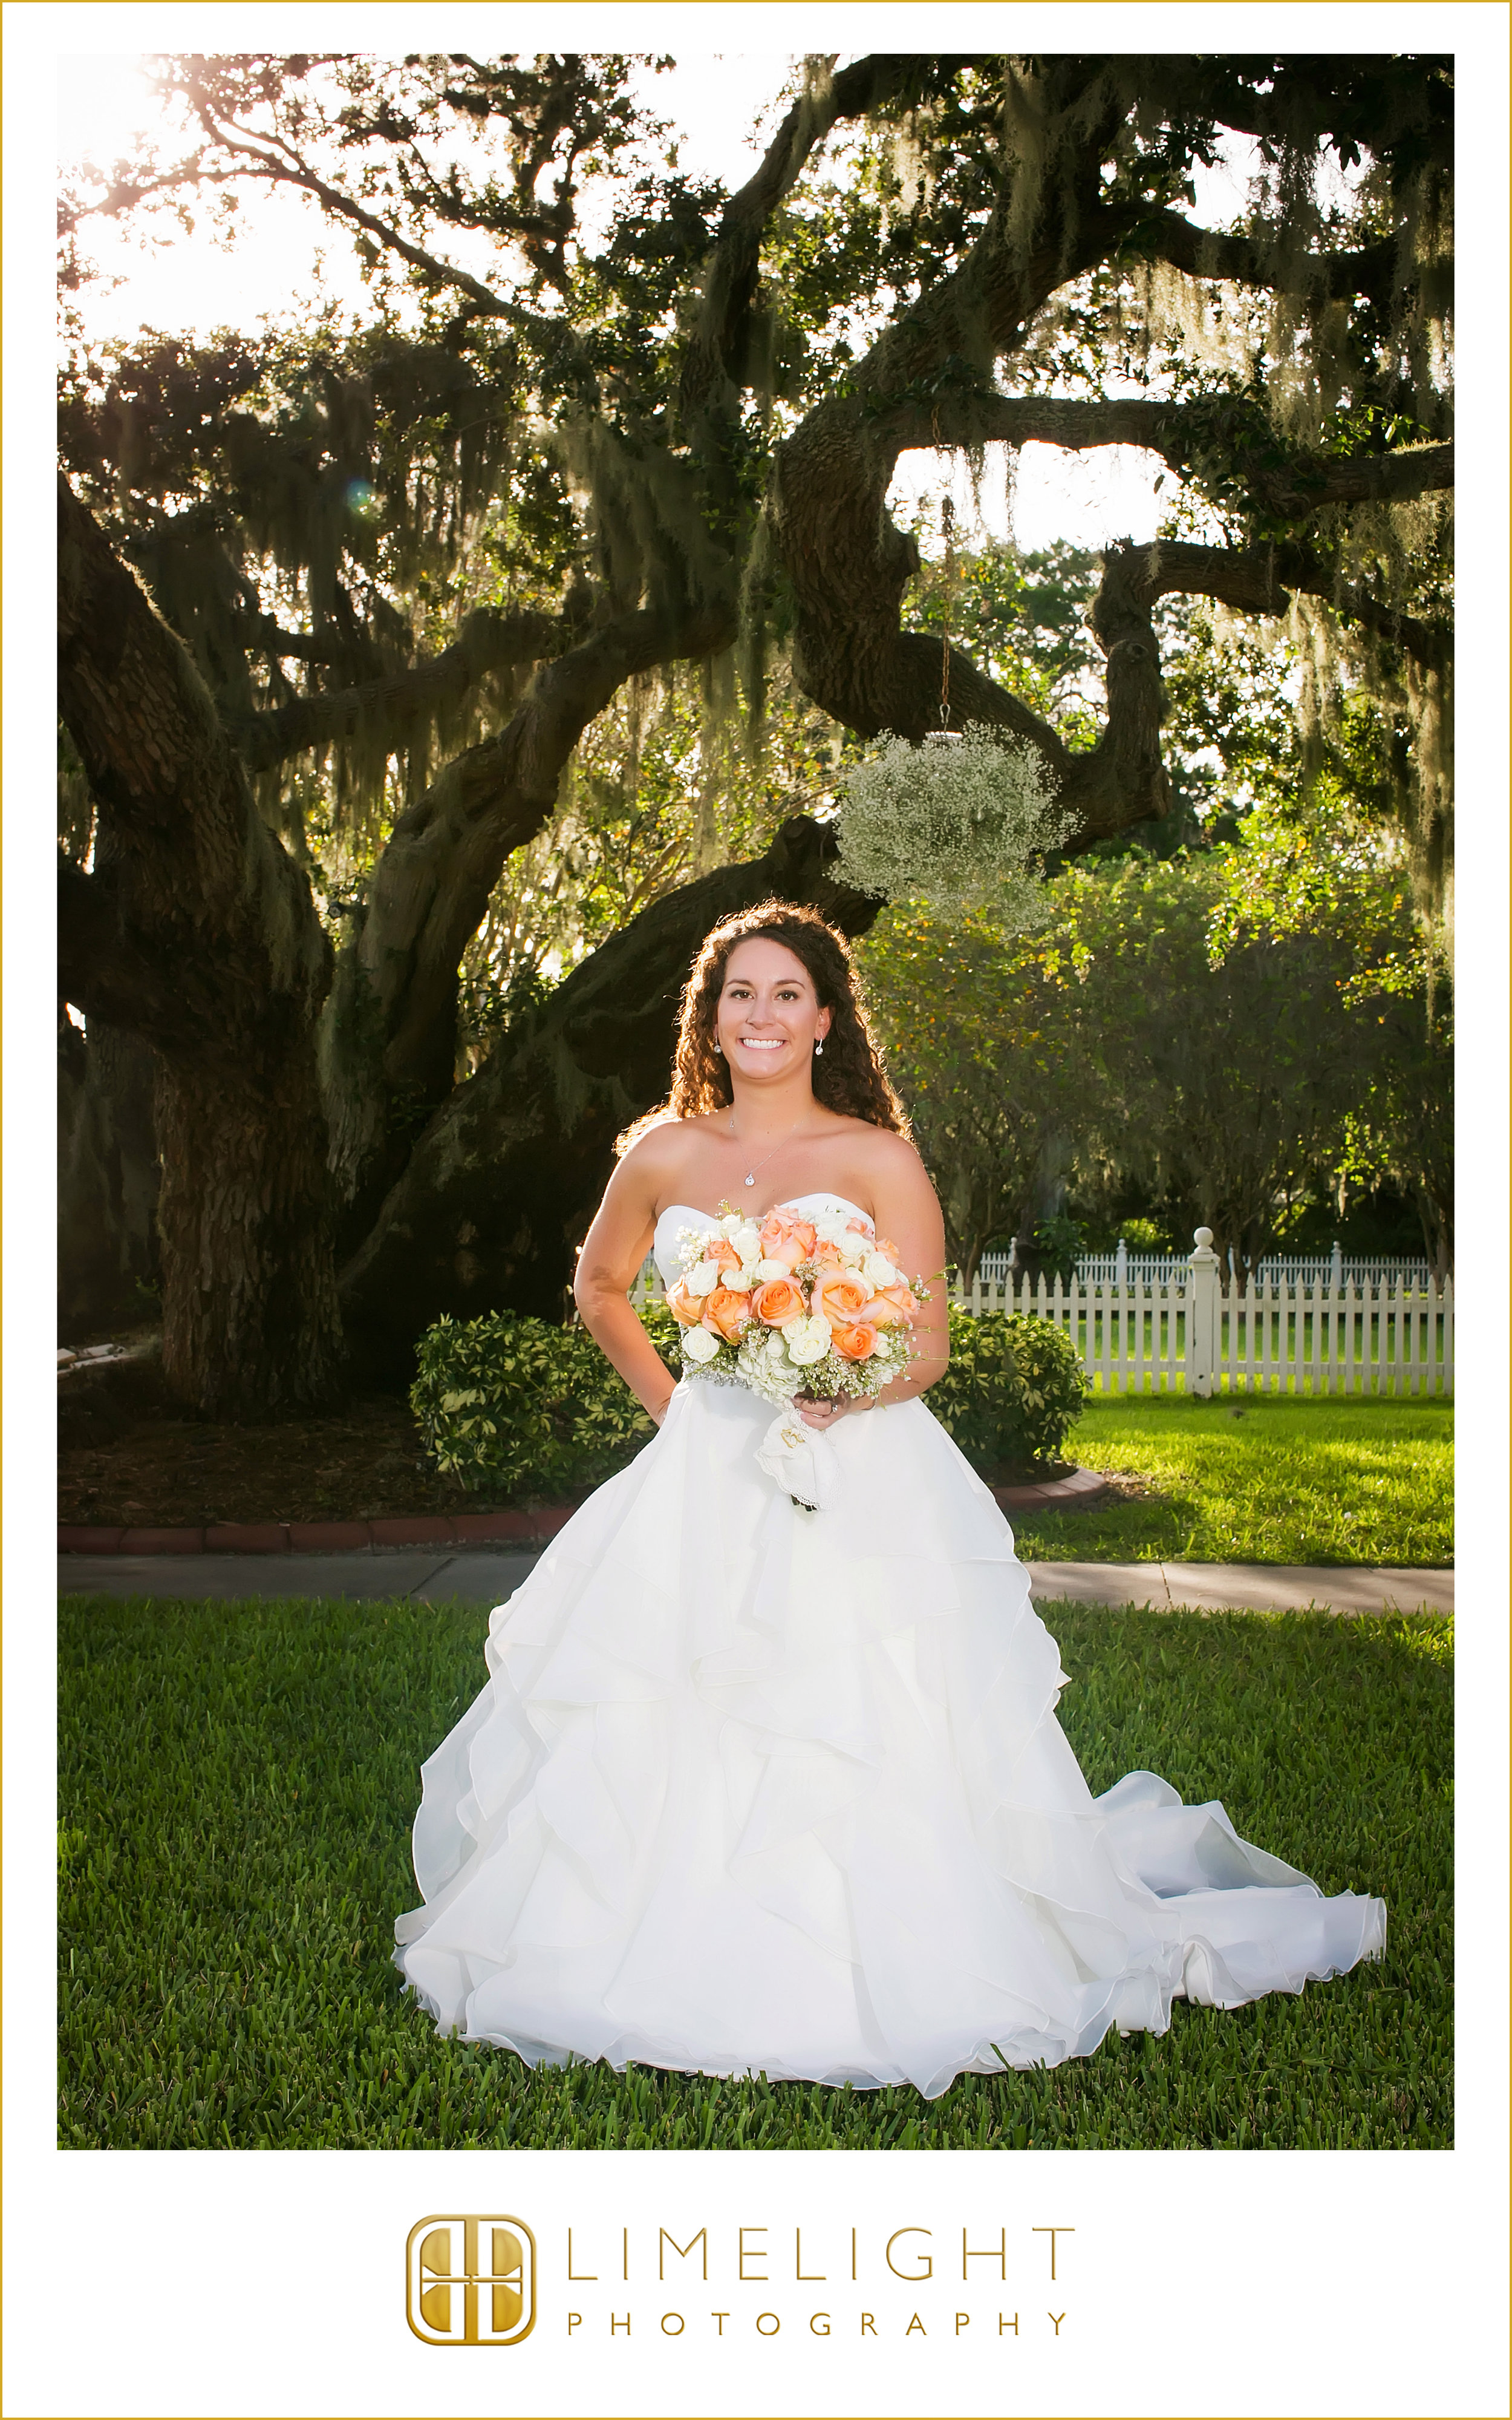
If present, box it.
[59,1590,1451,2151]
[1018,1393,1452,1565]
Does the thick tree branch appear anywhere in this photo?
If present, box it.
[229,613,379,671]
[1133,537,1450,667]
[230,600,588,771]
[321,590,737,1234]
[769,132,1170,837]
[893,391,1454,521]
[1135,209,1406,304]
[767,75,1453,858]
[680,53,952,419]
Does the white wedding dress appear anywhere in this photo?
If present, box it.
[395,1193,1386,2098]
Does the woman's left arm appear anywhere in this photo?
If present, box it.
[798,1140,949,1428]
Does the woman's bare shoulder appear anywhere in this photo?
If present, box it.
[850,1121,930,1182]
[619,1113,716,1183]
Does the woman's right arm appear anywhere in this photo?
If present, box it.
[572,1138,681,1425]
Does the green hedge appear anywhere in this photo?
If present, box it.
[927,1307,1090,1475]
[410,1306,683,1497]
[412,1301,1087,1498]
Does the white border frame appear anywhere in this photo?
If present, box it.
[8,10,1506,2416]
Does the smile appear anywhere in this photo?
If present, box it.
[738,1037,786,1051]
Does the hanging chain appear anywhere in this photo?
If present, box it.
[939,494,955,728]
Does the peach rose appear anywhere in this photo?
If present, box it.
[809,1237,847,1270]
[705,1235,744,1274]
[751,1276,807,1326]
[831,1320,880,1362]
[813,1270,870,1328]
[757,1212,816,1270]
[863,1282,917,1329]
[845,1214,875,1238]
[700,1284,749,1342]
[872,1235,901,1263]
[665,1277,704,1325]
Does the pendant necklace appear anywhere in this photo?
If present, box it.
[729,1111,802,1190]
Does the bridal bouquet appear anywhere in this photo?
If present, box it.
[663,1202,929,1507]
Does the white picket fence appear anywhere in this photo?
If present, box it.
[954,1228,1453,1398]
[978,1241,1436,1292]
[636,1227,1454,1398]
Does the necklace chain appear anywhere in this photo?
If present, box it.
[728,1111,802,1190]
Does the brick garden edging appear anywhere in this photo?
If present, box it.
[993,1465,1110,1512]
[56,1508,577,1555]
[56,1467,1111,1555]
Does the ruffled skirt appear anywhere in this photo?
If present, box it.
[394,1381,1385,2098]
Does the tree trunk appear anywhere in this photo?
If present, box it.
[1012,1138,1070,1280]
[338,815,882,1377]
[57,1016,161,1338]
[58,474,341,1415]
[1413,1182,1453,1280]
[154,1039,344,1414]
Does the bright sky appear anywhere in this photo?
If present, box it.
[59,49,1261,552]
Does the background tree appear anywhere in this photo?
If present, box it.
[57,50,1453,1404]
[861,904,1090,1284]
[1332,994,1453,1277]
[862,849,1445,1280]
[1064,858,1394,1277]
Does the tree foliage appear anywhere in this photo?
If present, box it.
[57,50,1454,1404]
[862,849,1450,1280]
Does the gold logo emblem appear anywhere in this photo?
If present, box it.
[406,2216,536,2347]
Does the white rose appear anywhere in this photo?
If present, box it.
[782,1313,832,1368]
[813,1211,850,1244]
[680,1324,722,1364]
[722,1266,753,1293]
[686,1258,723,1297]
[731,1221,763,1260]
[719,1212,744,1238]
[862,1252,899,1288]
[754,1257,792,1283]
[837,1232,868,1266]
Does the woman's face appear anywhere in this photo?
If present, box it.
[715,937,832,1084]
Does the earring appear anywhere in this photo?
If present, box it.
[815,1037,824,1058]
[713,1039,722,1055]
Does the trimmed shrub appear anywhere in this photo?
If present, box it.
[411,1306,682,1497]
[412,1303,1087,1499]
[928,1307,1090,1475]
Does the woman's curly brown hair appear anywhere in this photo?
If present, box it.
[661,900,909,1134]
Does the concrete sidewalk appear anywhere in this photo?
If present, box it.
[58,1549,1452,1616]
[1028,1561,1452,1615]
[57,1548,544,1606]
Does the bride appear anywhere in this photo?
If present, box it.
[395,901,1385,2099]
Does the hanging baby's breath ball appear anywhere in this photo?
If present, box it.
[835,721,1071,923]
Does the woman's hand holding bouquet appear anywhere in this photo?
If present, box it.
[664,1201,930,1505]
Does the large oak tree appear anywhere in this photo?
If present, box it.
[57,51,1452,1408]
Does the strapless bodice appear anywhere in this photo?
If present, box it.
[651,1192,868,1286]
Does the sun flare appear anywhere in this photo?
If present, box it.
[57,53,156,173]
